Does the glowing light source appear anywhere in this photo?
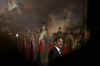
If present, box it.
[16,33,19,37]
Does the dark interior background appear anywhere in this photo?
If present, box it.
[0,0,92,66]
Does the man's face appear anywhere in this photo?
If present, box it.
[57,38,63,48]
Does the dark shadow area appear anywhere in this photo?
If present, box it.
[0,32,38,66]
[0,25,95,66]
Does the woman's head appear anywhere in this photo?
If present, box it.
[42,25,46,30]
[40,24,47,32]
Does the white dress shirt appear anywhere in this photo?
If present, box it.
[55,46,62,55]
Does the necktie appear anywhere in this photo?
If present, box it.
[59,50,62,56]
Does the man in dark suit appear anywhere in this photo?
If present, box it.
[48,37,64,64]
